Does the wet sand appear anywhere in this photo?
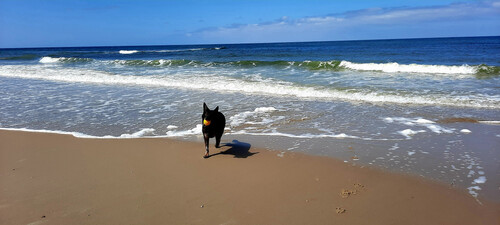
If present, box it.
[0,130,499,225]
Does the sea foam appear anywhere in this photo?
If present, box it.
[39,56,93,63]
[398,129,426,139]
[473,176,487,184]
[230,130,359,139]
[229,107,278,127]
[165,124,202,137]
[119,128,155,138]
[0,127,157,139]
[339,61,478,74]
[1,65,499,109]
[386,117,455,138]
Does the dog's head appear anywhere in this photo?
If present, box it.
[202,102,219,126]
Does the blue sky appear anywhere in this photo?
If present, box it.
[0,0,499,48]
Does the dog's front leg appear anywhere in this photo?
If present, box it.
[203,134,210,158]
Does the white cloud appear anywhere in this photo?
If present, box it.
[188,1,500,43]
[298,16,344,24]
[350,2,500,24]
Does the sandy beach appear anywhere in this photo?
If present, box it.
[0,130,498,225]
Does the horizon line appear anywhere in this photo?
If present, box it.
[1,35,499,50]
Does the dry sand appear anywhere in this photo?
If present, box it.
[0,130,498,225]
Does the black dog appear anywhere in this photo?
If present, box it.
[202,102,226,158]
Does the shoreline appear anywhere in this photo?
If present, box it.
[2,126,498,203]
[1,130,499,224]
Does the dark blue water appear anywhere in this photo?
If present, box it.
[2,36,500,65]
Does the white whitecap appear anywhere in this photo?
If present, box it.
[167,125,179,130]
[416,118,435,124]
[39,56,61,63]
[339,61,477,74]
[254,107,277,113]
[119,50,139,54]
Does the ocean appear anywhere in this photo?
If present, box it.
[1,36,499,201]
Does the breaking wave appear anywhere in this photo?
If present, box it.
[39,56,93,63]
[339,61,475,74]
[119,50,139,54]
[1,65,499,109]
[118,47,225,54]
[34,56,500,76]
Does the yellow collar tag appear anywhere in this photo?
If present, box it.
[203,119,211,126]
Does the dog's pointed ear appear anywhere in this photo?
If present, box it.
[214,106,219,113]
[203,102,209,113]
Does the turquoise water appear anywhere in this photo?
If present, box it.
[1,36,499,201]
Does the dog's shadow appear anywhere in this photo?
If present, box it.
[210,140,258,158]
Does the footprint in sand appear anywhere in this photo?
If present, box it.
[340,183,366,198]
[336,207,346,214]
[340,189,357,198]
[354,183,365,189]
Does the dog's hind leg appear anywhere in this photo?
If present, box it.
[215,135,221,148]
[203,135,210,158]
